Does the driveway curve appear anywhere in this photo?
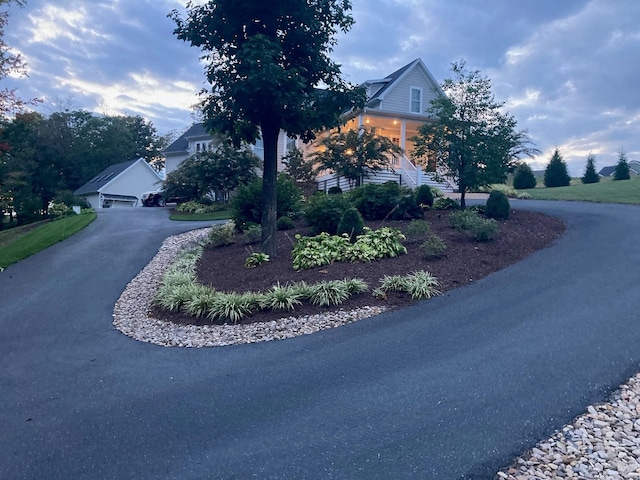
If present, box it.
[1,201,640,479]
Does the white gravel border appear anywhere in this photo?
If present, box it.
[113,228,387,348]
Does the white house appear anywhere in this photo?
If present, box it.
[163,123,298,176]
[73,158,163,209]
[315,58,455,193]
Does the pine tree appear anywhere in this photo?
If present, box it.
[544,148,571,187]
[581,153,600,184]
[614,148,630,181]
[513,162,537,189]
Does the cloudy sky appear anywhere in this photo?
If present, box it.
[3,0,639,175]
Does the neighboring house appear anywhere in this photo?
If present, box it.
[74,158,163,209]
[599,161,640,177]
[314,58,455,193]
[163,123,298,176]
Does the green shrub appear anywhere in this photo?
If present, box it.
[48,202,75,218]
[485,190,510,220]
[449,210,480,230]
[231,174,303,229]
[241,224,262,244]
[404,219,430,240]
[433,197,459,210]
[277,216,296,230]
[307,280,350,306]
[337,207,365,240]
[377,271,440,300]
[472,218,499,241]
[303,192,351,235]
[415,185,434,207]
[420,235,446,259]
[347,182,421,221]
[207,292,259,323]
[468,204,486,216]
[208,221,236,247]
[449,210,499,242]
[512,163,537,189]
[263,283,303,310]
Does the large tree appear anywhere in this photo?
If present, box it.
[581,153,599,184]
[169,0,365,256]
[543,148,571,187]
[614,148,630,181]
[311,126,402,188]
[411,60,539,209]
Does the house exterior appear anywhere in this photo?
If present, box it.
[599,161,640,177]
[163,123,298,176]
[315,58,455,193]
[73,158,163,209]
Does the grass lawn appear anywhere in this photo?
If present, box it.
[523,177,640,204]
[169,210,231,221]
[0,213,97,268]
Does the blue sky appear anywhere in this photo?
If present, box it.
[3,0,640,175]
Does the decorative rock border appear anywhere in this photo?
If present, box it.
[112,228,387,348]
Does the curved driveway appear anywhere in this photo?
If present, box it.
[2,202,640,479]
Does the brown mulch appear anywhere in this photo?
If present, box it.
[152,209,565,326]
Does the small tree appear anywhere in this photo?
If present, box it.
[544,149,571,187]
[581,153,600,184]
[614,148,630,181]
[312,127,402,188]
[411,60,539,209]
[282,147,315,184]
[512,162,537,189]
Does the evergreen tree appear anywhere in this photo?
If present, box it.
[614,148,630,181]
[544,148,571,187]
[581,153,600,184]
[512,162,537,189]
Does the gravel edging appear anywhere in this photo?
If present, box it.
[114,228,640,479]
[112,228,387,348]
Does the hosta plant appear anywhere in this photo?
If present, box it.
[244,252,270,269]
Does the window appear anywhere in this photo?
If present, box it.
[410,87,422,114]
[286,136,297,153]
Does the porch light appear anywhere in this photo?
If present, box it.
[345,148,354,155]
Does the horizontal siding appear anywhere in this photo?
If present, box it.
[379,66,440,116]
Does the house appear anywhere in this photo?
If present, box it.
[599,161,640,177]
[163,123,298,176]
[73,158,163,209]
[315,58,455,193]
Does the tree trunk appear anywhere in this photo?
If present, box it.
[260,122,279,257]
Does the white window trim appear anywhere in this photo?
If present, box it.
[410,86,423,114]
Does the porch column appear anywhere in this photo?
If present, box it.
[400,120,406,150]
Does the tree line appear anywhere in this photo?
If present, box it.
[0,110,168,225]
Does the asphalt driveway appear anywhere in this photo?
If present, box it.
[1,201,639,479]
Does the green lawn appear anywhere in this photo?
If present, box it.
[169,210,231,221]
[523,177,640,204]
[0,213,97,268]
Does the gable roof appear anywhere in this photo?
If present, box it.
[363,58,446,109]
[598,166,616,177]
[163,123,211,155]
[73,158,159,196]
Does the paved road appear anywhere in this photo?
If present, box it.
[1,201,640,479]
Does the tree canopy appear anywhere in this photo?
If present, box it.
[411,60,539,208]
[163,142,261,202]
[311,126,402,188]
[169,0,365,255]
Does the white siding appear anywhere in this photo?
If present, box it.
[377,66,439,115]
[100,160,162,203]
[165,154,189,175]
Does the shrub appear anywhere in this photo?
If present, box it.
[512,163,537,189]
[277,216,296,231]
[304,192,351,235]
[420,235,446,259]
[433,197,459,210]
[48,202,75,218]
[485,190,510,220]
[244,252,269,268]
[404,219,431,241]
[307,280,350,306]
[208,221,236,247]
[263,283,303,310]
[449,210,499,242]
[337,207,365,240]
[415,185,434,207]
[472,218,499,242]
[347,182,422,221]
[327,186,342,195]
[449,210,479,230]
[207,292,259,323]
[377,271,440,300]
[241,224,262,244]
[231,174,303,229]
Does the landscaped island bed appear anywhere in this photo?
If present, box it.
[152,208,565,326]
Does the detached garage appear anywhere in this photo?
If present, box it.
[74,158,162,209]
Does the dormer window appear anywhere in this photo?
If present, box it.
[410,87,422,114]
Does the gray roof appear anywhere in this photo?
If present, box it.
[598,166,616,177]
[73,159,138,196]
[163,123,211,154]
[365,59,417,108]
